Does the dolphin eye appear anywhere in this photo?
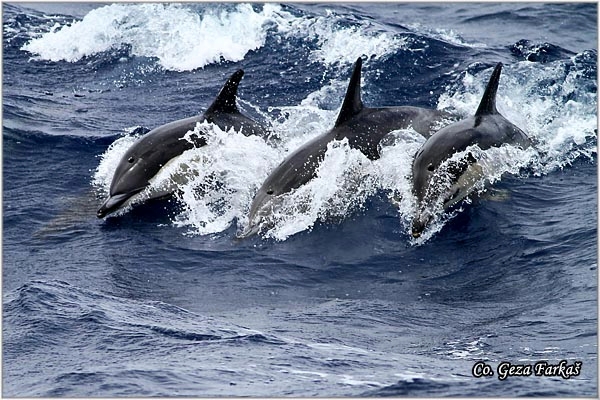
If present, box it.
[427,163,434,171]
[266,189,274,195]
[127,157,135,163]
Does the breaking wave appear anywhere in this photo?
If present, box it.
[20,3,409,71]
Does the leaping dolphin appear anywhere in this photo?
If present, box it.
[410,62,533,238]
[97,69,270,218]
[240,57,457,237]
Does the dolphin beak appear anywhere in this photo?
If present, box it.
[236,223,260,239]
[411,210,431,239]
[238,190,277,238]
[97,190,143,218]
[237,204,268,239]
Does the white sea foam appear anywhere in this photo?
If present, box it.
[170,123,281,235]
[293,10,406,66]
[406,23,487,49]
[22,3,293,71]
[21,3,407,71]
[261,139,379,241]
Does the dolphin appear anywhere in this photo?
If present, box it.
[410,62,533,238]
[240,57,457,237]
[97,69,270,218]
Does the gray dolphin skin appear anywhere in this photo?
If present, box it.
[410,62,532,238]
[240,57,456,237]
[97,69,269,218]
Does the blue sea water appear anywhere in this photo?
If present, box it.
[2,2,598,397]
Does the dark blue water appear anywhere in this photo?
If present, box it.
[3,2,597,397]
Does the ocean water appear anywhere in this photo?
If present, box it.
[2,2,597,397]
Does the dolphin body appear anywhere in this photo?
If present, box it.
[410,62,533,238]
[240,57,456,237]
[97,70,269,218]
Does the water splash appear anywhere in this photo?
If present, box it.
[20,3,409,71]
[92,47,595,242]
[170,122,280,235]
[21,3,291,71]
[281,9,407,67]
[406,23,488,48]
[260,139,379,241]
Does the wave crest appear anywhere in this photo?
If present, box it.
[21,3,289,71]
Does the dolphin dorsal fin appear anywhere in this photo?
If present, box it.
[206,69,244,115]
[334,57,364,127]
[475,62,502,116]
